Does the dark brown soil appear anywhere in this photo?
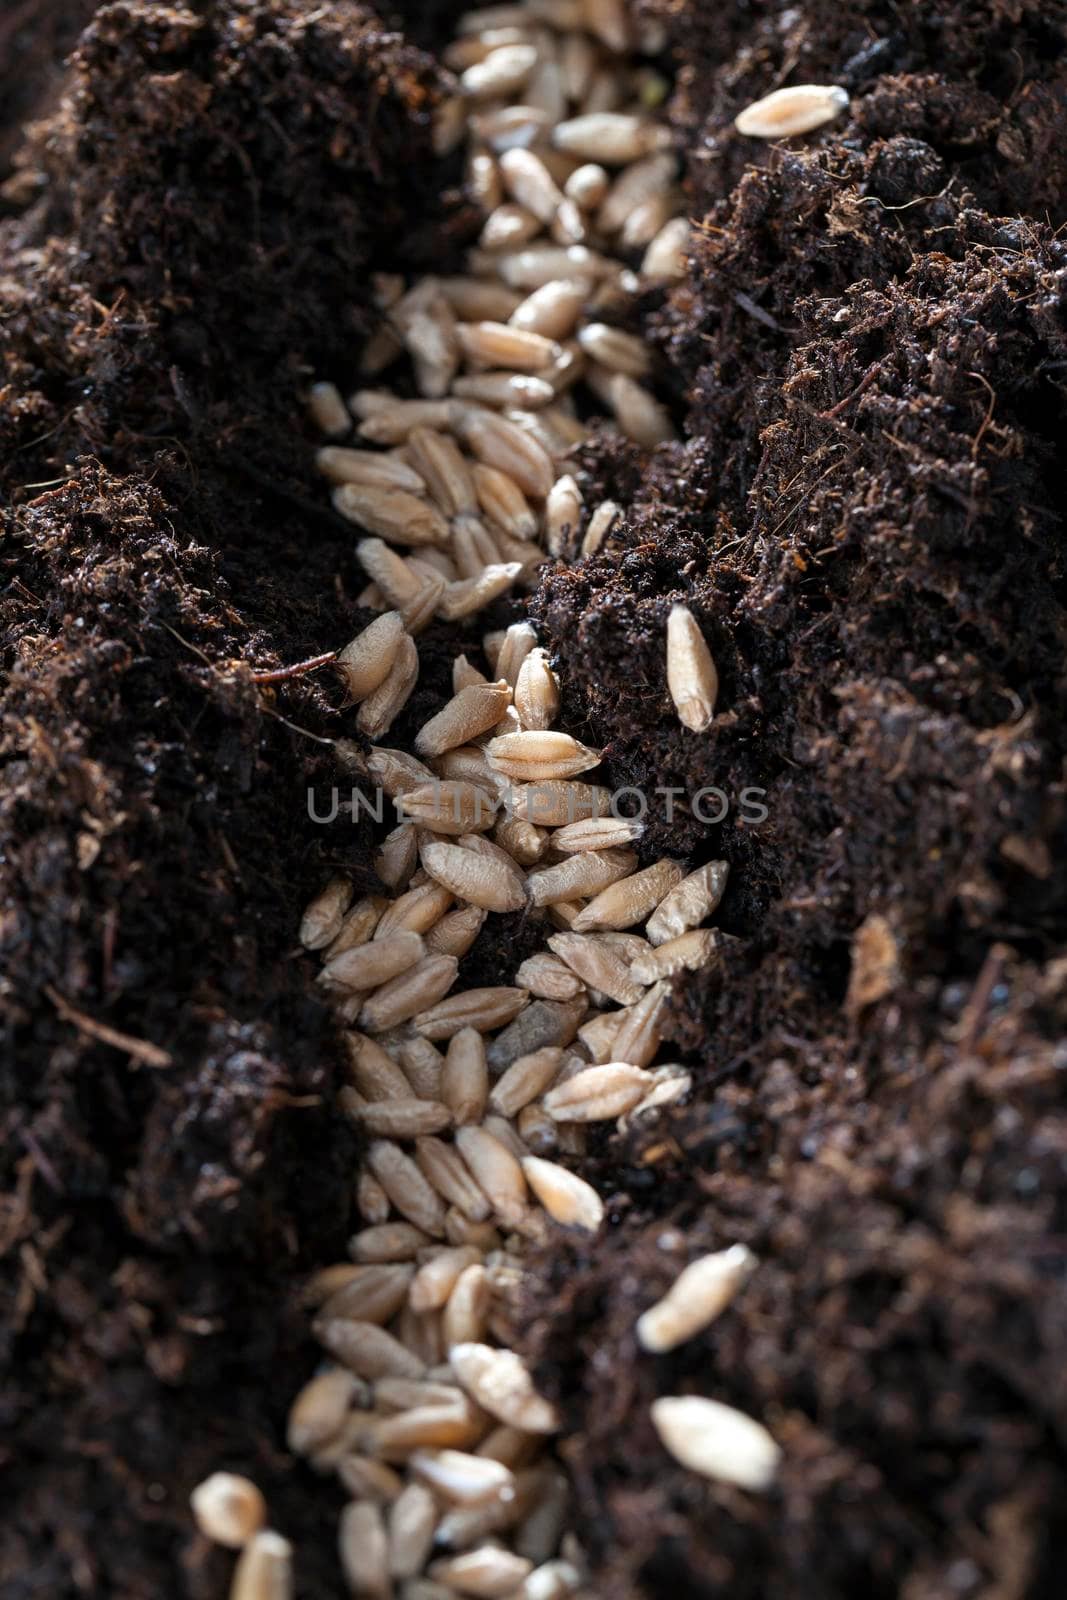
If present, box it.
[2,2,1066,1597]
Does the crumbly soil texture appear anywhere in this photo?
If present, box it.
[2,2,1066,1597]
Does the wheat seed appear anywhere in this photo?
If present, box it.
[338,1500,390,1596]
[608,371,676,448]
[337,1456,405,1505]
[357,1169,391,1225]
[544,474,583,557]
[650,1395,781,1490]
[410,1448,516,1506]
[417,683,515,762]
[307,380,350,438]
[287,1367,361,1455]
[384,1482,438,1581]
[350,1222,432,1263]
[300,1262,366,1306]
[461,43,539,99]
[320,929,425,994]
[324,895,389,961]
[491,1047,564,1117]
[630,927,722,982]
[359,953,459,1033]
[512,779,610,826]
[352,1098,454,1140]
[646,858,730,944]
[365,745,437,798]
[552,112,670,164]
[438,562,525,621]
[429,1547,534,1596]
[416,986,531,1041]
[665,604,718,733]
[375,882,454,940]
[564,163,608,209]
[493,814,549,865]
[299,876,353,952]
[450,1343,560,1434]
[486,996,586,1071]
[454,405,555,498]
[485,730,600,782]
[374,821,419,891]
[621,1065,693,1127]
[343,1032,418,1102]
[542,1062,652,1121]
[455,369,557,414]
[526,847,635,907]
[735,82,849,139]
[577,322,650,377]
[454,1126,529,1228]
[458,321,561,373]
[401,781,499,835]
[190,1473,267,1549]
[546,931,644,1006]
[637,1245,758,1353]
[513,649,560,731]
[315,1317,427,1381]
[426,904,488,958]
[641,214,689,279]
[319,1261,415,1325]
[514,951,584,1001]
[609,979,669,1067]
[439,278,524,323]
[407,427,478,516]
[579,498,619,557]
[411,1246,485,1315]
[481,201,543,252]
[229,1530,293,1600]
[333,482,450,547]
[415,1138,491,1227]
[442,1263,492,1348]
[421,839,527,914]
[571,857,685,933]
[508,280,589,344]
[316,447,424,493]
[521,1156,603,1233]
[367,1139,448,1237]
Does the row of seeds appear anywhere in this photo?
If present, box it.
[189,2,854,1594]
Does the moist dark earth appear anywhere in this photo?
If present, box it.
[2,1,1066,1596]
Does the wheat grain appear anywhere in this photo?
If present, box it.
[552,112,670,163]
[486,730,600,781]
[516,1103,559,1155]
[491,242,611,289]
[342,1032,415,1101]
[546,931,644,1006]
[454,405,554,498]
[355,537,423,606]
[411,1246,485,1315]
[337,1455,405,1503]
[636,1245,757,1352]
[333,482,450,547]
[410,1448,516,1505]
[526,847,635,907]
[375,820,419,890]
[571,857,685,932]
[608,372,676,447]
[493,815,549,865]
[429,1547,534,1596]
[319,1261,416,1324]
[372,1401,486,1459]
[458,321,561,373]
[450,1342,560,1434]
[357,1170,391,1225]
[485,996,586,1071]
[366,745,437,798]
[375,882,454,940]
[665,604,718,733]
[512,778,609,826]
[350,1222,432,1263]
[338,1500,390,1596]
[316,446,424,492]
[521,1156,603,1233]
[544,474,583,556]
[400,780,499,834]
[386,1483,438,1581]
[513,649,560,731]
[735,82,849,139]
[580,497,620,556]
[367,1139,448,1237]
[641,215,689,280]
[514,951,584,1001]
[307,380,350,437]
[417,986,531,1041]
[299,876,354,952]
[229,1530,293,1600]
[650,1395,781,1490]
[300,1263,366,1306]
[462,43,539,99]
[287,1367,361,1455]
[454,1125,529,1227]
[190,1474,267,1549]
[481,201,543,252]
[359,952,459,1033]
[630,927,722,982]
[315,1316,427,1381]
[438,562,525,620]
[324,895,389,961]
[421,839,527,913]
[608,979,669,1067]
[577,322,650,377]
[352,1098,454,1140]
[542,1062,652,1121]
[320,929,425,994]
[442,1262,492,1348]
[646,858,730,944]
[407,427,478,517]
[490,1047,564,1117]
[425,904,488,958]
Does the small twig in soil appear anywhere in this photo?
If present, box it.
[251,651,337,683]
[43,984,172,1070]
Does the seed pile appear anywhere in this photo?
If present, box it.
[191,5,851,1594]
